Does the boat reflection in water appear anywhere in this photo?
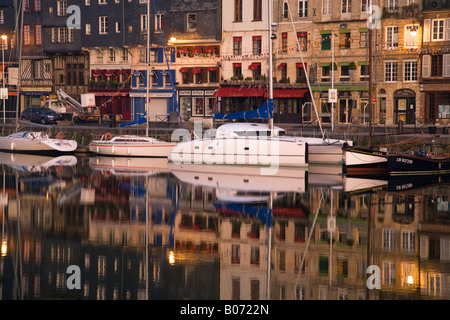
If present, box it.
[0,156,450,300]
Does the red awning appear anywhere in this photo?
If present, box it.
[179,67,188,73]
[208,67,217,71]
[214,88,309,99]
[248,62,261,70]
[296,63,307,68]
[278,63,286,70]
[192,67,202,74]
[233,63,242,68]
[119,69,131,74]
[92,70,104,77]
[214,87,267,98]
[272,89,309,98]
[104,70,118,76]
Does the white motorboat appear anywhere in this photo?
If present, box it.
[0,131,77,153]
[169,122,308,170]
[89,156,169,176]
[88,133,177,158]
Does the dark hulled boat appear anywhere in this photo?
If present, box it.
[387,153,450,175]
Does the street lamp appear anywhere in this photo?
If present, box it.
[1,35,7,125]
[410,25,418,37]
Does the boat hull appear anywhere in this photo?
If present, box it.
[388,154,450,175]
[89,141,177,157]
[343,146,388,176]
[168,138,308,169]
[0,133,77,154]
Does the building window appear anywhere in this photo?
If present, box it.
[341,0,351,14]
[283,1,289,19]
[361,0,371,13]
[385,61,398,82]
[405,25,419,48]
[98,0,107,4]
[115,22,121,33]
[297,32,307,51]
[0,10,4,24]
[122,48,128,61]
[233,37,242,55]
[360,31,368,47]
[57,0,67,16]
[34,24,42,45]
[254,0,262,21]
[339,32,350,49]
[322,0,330,15]
[23,25,30,45]
[187,14,197,31]
[33,0,41,11]
[86,24,91,35]
[388,0,398,12]
[140,14,147,32]
[96,49,103,63]
[299,0,308,17]
[404,61,417,82]
[109,48,115,62]
[281,33,288,51]
[322,65,331,82]
[360,64,369,81]
[208,68,217,83]
[233,63,242,78]
[234,0,243,21]
[432,19,444,41]
[321,32,331,50]
[386,26,399,49]
[155,14,164,31]
[340,65,350,81]
[34,61,43,79]
[296,63,307,83]
[252,36,262,55]
[99,16,108,34]
[432,55,443,77]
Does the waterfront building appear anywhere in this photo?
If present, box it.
[42,0,89,103]
[169,0,222,122]
[420,0,450,131]
[0,0,18,120]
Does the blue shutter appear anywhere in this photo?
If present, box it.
[157,48,164,63]
[157,70,164,87]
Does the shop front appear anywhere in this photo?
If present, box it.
[394,89,416,125]
[130,90,174,122]
[178,88,217,121]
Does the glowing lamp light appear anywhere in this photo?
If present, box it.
[410,26,417,37]
[170,37,177,43]
[168,251,175,265]
[407,274,414,285]
[1,240,7,257]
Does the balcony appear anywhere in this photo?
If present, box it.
[383,4,421,19]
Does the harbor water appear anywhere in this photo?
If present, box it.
[0,152,449,300]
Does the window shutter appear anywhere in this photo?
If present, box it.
[423,19,431,42]
[446,18,450,41]
[443,54,450,78]
[422,55,431,78]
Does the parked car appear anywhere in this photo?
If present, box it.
[21,107,64,124]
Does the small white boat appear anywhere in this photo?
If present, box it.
[88,133,177,158]
[89,156,169,176]
[344,146,388,175]
[0,131,77,153]
[169,122,308,170]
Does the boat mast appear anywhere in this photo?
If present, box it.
[268,0,274,135]
[15,0,24,131]
[146,0,150,137]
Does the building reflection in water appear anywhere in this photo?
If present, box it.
[0,153,449,300]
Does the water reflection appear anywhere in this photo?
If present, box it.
[0,152,449,300]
